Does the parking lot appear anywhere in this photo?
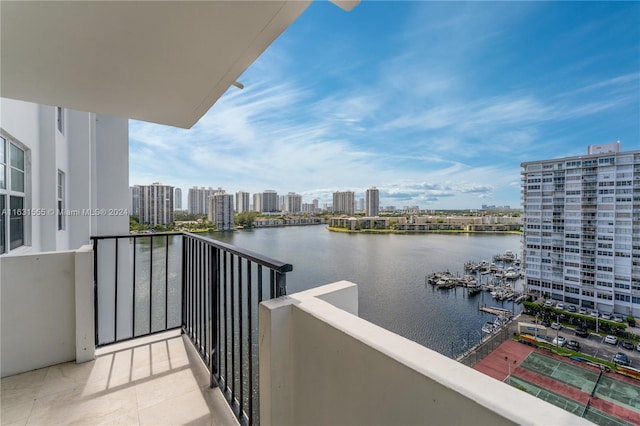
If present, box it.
[520,314,640,367]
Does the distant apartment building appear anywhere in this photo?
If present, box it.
[521,142,640,316]
[403,206,420,214]
[174,188,182,210]
[357,198,365,212]
[262,190,278,213]
[130,185,141,216]
[208,189,234,231]
[313,199,319,212]
[366,187,379,216]
[139,182,174,225]
[482,204,513,211]
[333,191,355,215]
[188,186,216,215]
[236,191,250,213]
[253,193,262,212]
[285,192,302,213]
[302,203,315,214]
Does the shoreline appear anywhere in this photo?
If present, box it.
[327,226,522,235]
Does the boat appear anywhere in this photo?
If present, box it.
[481,322,495,334]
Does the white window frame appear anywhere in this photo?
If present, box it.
[0,133,28,254]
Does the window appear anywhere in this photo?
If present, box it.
[0,135,26,254]
[58,170,64,230]
[57,107,64,134]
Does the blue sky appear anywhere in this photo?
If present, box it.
[130,1,640,210]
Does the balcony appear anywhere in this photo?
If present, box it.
[0,331,238,425]
[1,233,584,425]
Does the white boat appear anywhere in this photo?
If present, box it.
[482,322,495,334]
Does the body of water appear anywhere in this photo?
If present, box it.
[206,225,523,358]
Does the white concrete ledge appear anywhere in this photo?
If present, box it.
[260,281,588,426]
[1,246,95,377]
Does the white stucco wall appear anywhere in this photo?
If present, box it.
[260,281,585,426]
[0,246,95,377]
[92,113,129,237]
[1,251,76,377]
[1,99,130,253]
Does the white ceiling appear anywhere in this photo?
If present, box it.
[1,1,356,129]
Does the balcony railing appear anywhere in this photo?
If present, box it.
[91,232,292,426]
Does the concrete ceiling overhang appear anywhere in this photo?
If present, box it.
[1,0,358,129]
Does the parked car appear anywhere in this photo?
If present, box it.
[637,342,640,351]
[544,300,554,307]
[590,310,600,318]
[541,319,551,327]
[556,303,565,310]
[575,326,588,337]
[621,340,635,350]
[552,336,567,347]
[579,307,588,315]
[601,312,612,320]
[604,335,618,345]
[613,352,630,366]
[567,340,580,351]
[613,314,625,323]
[567,305,576,313]
[551,322,562,330]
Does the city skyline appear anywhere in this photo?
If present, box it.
[130,2,639,209]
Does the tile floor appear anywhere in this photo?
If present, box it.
[1,331,238,425]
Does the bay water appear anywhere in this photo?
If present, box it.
[207,225,523,358]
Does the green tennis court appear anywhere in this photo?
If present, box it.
[594,375,640,413]
[520,352,600,393]
[507,376,633,426]
[507,376,585,416]
[520,352,640,414]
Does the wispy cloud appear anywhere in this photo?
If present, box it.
[130,1,639,209]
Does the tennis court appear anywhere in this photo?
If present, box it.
[594,375,640,414]
[508,375,633,426]
[519,352,600,394]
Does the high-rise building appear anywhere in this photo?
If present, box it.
[521,142,639,316]
[286,192,302,213]
[365,187,379,216]
[236,191,250,213]
[253,193,262,212]
[333,191,355,215]
[188,186,216,215]
[312,199,319,212]
[174,188,182,210]
[139,182,174,225]
[262,190,278,213]
[130,185,141,216]
[208,189,234,231]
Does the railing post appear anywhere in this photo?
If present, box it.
[209,244,219,388]
[276,271,287,297]
[93,238,99,346]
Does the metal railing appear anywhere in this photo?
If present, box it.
[92,232,292,426]
[92,232,185,346]
[182,232,292,426]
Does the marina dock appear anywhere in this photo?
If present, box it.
[480,306,512,316]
